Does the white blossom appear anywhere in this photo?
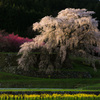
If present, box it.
[18,8,100,72]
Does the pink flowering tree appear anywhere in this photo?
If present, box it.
[4,33,33,52]
[0,32,32,52]
[18,8,100,74]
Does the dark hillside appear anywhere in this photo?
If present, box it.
[0,0,99,38]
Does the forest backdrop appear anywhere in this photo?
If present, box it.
[0,0,100,38]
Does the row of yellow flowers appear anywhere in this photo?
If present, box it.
[0,93,100,99]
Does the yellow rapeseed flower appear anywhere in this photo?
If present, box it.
[0,93,100,99]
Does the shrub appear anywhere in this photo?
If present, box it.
[0,31,32,52]
[0,30,11,52]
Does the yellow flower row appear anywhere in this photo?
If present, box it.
[0,93,100,99]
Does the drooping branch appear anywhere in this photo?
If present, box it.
[17,8,100,74]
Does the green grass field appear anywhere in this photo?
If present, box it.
[0,71,100,90]
[0,88,100,92]
[0,52,100,90]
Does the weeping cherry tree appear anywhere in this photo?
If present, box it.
[17,8,100,75]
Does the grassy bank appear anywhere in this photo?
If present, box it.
[0,72,100,89]
[0,52,100,89]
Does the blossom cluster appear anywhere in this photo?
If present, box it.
[0,93,100,100]
[0,32,32,52]
[18,8,100,73]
